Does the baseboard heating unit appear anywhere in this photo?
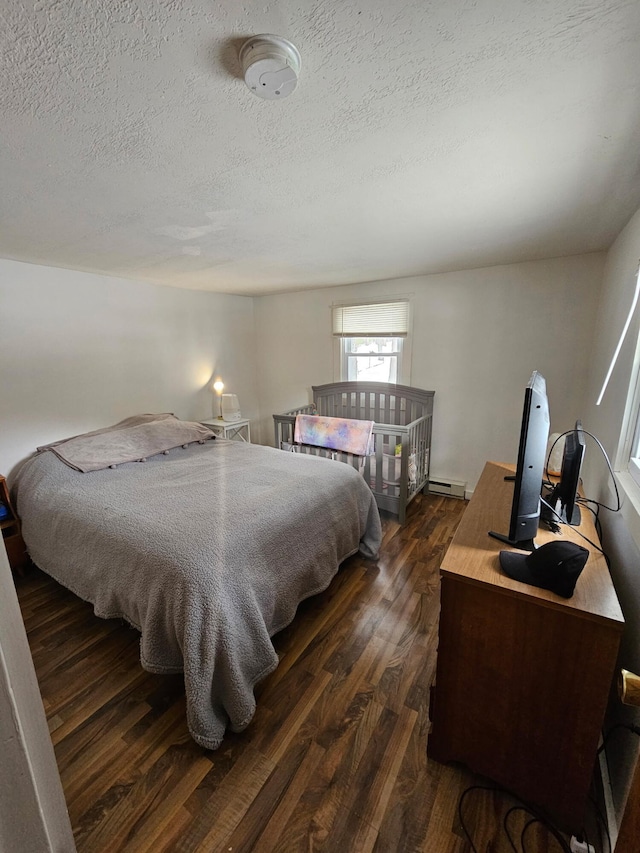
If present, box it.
[428,478,467,499]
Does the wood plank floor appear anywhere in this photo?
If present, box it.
[15,494,578,852]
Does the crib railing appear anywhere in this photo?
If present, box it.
[273,383,434,523]
[273,404,316,450]
[363,417,431,517]
[312,382,433,425]
[273,405,365,471]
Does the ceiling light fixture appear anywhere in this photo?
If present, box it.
[239,34,301,100]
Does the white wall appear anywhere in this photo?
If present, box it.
[254,253,605,491]
[0,259,258,477]
[582,207,640,828]
[0,539,76,852]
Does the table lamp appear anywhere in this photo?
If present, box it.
[213,380,224,419]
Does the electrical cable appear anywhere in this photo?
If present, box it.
[539,494,562,533]
[458,718,628,852]
[572,499,612,567]
[585,501,603,542]
[458,784,573,852]
[521,817,541,852]
[522,817,578,853]
[503,805,533,852]
[542,433,614,562]
[457,784,493,853]
[540,822,573,852]
[577,500,603,540]
[545,427,621,515]
[542,427,613,561]
[539,494,606,555]
[574,428,621,513]
[567,524,605,555]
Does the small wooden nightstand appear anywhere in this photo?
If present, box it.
[1,475,28,574]
[201,418,251,443]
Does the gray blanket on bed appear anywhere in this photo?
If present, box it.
[37,413,215,472]
[14,440,381,749]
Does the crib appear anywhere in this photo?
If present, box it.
[273,382,434,523]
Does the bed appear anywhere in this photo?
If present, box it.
[273,382,434,523]
[12,414,381,750]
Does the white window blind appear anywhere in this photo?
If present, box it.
[332,301,409,337]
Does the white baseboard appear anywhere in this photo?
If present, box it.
[428,478,467,499]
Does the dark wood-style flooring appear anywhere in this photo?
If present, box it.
[15,494,577,852]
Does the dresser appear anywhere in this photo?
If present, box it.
[428,461,624,832]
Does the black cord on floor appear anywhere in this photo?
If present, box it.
[457,784,493,853]
[458,783,573,852]
[504,805,533,852]
[521,818,542,853]
[457,724,636,853]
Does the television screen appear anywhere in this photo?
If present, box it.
[543,421,586,526]
[489,371,550,551]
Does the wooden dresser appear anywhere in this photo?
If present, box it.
[428,461,624,833]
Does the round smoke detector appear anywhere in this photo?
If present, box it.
[239,34,301,100]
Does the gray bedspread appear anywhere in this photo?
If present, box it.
[37,412,215,472]
[14,440,381,749]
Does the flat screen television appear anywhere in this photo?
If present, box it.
[489,370,550,551]
[543,421,586,526]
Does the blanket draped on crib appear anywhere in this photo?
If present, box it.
[294,414,375,456]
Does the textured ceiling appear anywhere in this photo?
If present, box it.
[1,0,640,296]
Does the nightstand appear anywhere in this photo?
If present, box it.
[201,418,251,443]
[1,475,28,574]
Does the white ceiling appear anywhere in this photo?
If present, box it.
[2,1,640,297]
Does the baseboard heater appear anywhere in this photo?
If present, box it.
[428,478,467,499]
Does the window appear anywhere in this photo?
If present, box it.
[342,336,402,382]
[612,339,640,549]
[608,266,640,488]
[629,438,640,488]
[621,361,640,489]
[332,300,411,383]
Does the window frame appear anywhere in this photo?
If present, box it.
[608,305,640,550]
[614,322,640,483]
[627,400,640,489]
[341,336,404,383]
[331,298,413,385]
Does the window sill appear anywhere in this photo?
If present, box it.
[614,471,640,552]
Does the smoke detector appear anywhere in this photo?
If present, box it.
[239,34,301,100]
